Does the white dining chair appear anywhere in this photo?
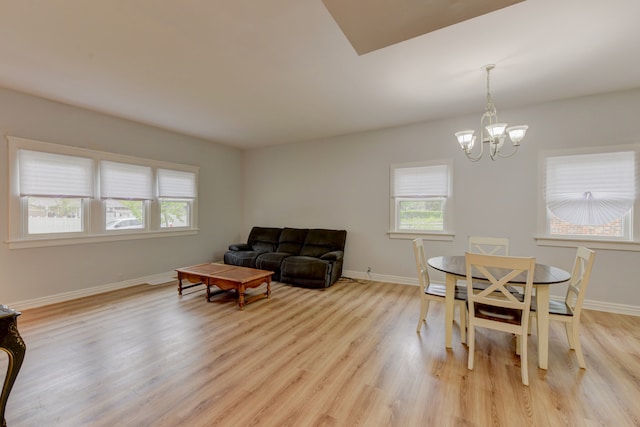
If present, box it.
[466,252,536,386]
[468,236,519,293]
[468,236,509,255]
[413,238,467,343]
[530,246,595,369]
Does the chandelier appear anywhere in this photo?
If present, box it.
[455,64,528,161]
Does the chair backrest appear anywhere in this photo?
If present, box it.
[412,238,430,289]
[465,253,535,327]
[468,236,509,256]
[565,246,596,317]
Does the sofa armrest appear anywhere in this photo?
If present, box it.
[320,251,344,262]
[228,243,252,251]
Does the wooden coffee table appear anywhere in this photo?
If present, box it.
[175,263,273,310]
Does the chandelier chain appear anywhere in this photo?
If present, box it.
[485,65,495,115]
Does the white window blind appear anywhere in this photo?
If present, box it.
[18,149,93,197]
[545,151,637,225]
[393,164,449,198]
[157,169,197,198]
[100,161,153,200]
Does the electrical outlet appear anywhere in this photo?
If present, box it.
[367,267,371,273]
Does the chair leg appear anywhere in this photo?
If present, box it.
[569,322,586,369]
[515,334,521,356]
[458,303,467,344]
[467,325,475,370]
[565,322,576,349]
[520,333,529,386]
[416,297,430,333]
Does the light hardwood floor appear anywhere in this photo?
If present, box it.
[2,278,640,426]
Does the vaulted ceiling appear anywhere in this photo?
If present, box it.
[1,0,639,149]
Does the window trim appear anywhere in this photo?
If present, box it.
[8,136,199,249]
[388,159,454,240]
[533,235,640,252]
[537,143,640,252]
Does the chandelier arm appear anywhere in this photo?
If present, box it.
[489,143,498,161]
[495,143,520,158]
[464,150,483,162]
[463,135,484,161]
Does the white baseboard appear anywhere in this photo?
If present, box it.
[146,273,177,285]
[342,270,640,317]
[10,269,640,317]
[343,269,417,286]
[581,300,640,316]
[8,271,177,311]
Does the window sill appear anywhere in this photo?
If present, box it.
[534,235,640,252]
[6,228,199,250]
[387,231,454,241]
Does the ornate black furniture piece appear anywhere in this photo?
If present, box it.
[0,305,25,427]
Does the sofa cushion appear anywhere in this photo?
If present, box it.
[300,229,347,257]
[247,227,282,253]
[320,251,344,262]
[228,243,252,251]
[223,250,261,268]
[276,228,308,254]
[255,252,292,279]
[281,256,330,279]
[252,241,275,253]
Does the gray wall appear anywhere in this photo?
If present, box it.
[3,86,639,311]
[242,89,640,310]
[0,87,244,304]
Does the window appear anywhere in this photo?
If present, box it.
[27,197,84,234]
[101,161,153,231]
[18,149,93,235]
[157,169,197,228]
[8,136,199,248]
[540,146,638,244]
[389,160,452,238]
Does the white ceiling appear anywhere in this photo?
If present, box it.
[1,0,640,149]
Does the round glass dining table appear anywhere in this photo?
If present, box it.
[428,255,571,370]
